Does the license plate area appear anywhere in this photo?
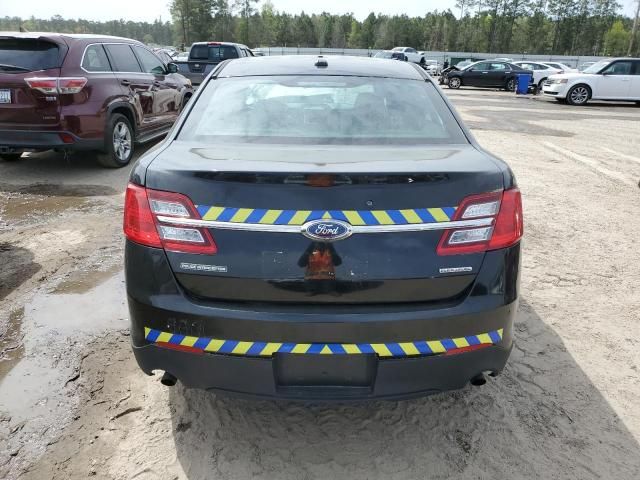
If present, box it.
[274,353,377,397]
[0,90,11,104]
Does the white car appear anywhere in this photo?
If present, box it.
[542,58,640,105]
[391,47,426,65]
[541,61,578,73]
[579,62,596,71]
[512,61,563,89]
[422,59,441,76]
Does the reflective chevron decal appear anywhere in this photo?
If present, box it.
[195,205,457,226]
[144,327,503,358]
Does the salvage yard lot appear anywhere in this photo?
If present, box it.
[1,90,639,479]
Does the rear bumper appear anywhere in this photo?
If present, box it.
[133,341,512,401]
[0,129,103,153]
[126,241,520,400]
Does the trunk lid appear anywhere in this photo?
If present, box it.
[147,143,504,304]
[0,37,65,128]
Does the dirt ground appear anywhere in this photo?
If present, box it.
[1,89,639,480]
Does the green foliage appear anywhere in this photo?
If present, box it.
[604,20,630,54]
[1,0,636,55]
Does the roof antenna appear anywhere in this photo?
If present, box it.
[315,56,328,68]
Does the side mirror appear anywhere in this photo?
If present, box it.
[167,62,178,74]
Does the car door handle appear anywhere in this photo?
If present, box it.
[121,80,131,86]
[481,72,488,74]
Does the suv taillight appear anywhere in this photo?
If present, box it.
[437,189,523,255]
[25,77,87,94]
[123,184,217,255]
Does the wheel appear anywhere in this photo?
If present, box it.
[505,78,516,91]
[635,101,640,107]
[180,94,192,113]
[566,85,590,106]
[96,113,134,168]
[0,153,22,162]
[538,79,546,91]
[448,77,461,89]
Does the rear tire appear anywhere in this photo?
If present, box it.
[448,77,461,89]
[505,78,516,91]
[566,85,590,106]
[96,113,135,168]
[0,153,22,162]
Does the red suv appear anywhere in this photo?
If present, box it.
[0,33,193,167]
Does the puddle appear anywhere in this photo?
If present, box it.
[0,182,119,197]
[0,193,91,222]
[0,271,127,422]
[0,307,25,383]
[52,264,122,294]
[0,243,41,301]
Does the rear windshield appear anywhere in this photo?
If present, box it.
[0,39,61,72]
[179,76,468,145]
[190,44,239,61]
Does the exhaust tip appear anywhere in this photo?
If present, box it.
[161,372,177,387]
[470,373,487,387]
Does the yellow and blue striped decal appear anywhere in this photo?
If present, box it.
[195,205,457,226]
[144,327,503,358]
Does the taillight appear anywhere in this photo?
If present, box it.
[437,188,522,255]
[25,77,87,94]
[123,184,217,255]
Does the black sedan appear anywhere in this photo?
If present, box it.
[124,55,523,400]
[447,60,532,91]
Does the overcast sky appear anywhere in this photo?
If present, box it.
[2,0,637,22]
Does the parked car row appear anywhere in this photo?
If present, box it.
[436,57,640,106]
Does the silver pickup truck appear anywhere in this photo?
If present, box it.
[173,42,254,86]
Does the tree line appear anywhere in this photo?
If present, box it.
[2,0,639,56]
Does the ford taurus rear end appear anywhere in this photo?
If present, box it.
[124,56,522,400]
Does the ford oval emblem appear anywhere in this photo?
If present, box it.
[301,219,352,242]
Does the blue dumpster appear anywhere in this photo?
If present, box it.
[516,73,532,94]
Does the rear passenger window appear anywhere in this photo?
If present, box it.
[105,44,142,73]
[82,44,111,72]
[133,46,166,75]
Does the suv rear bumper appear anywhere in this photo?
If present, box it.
[0,129,103,153]
[126,241,520,400]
